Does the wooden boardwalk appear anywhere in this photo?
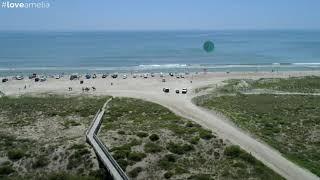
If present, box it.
[86,98,129,180]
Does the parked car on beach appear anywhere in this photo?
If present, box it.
[15,76,24,80]
[182,88,188,94]
[70,74,78,80]
[85,74,91,79]
[102,74,108,78]
[163,88,169,93]
[2,78,8,83]
[111,74,118,78]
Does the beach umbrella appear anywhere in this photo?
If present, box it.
[203,41,215,53]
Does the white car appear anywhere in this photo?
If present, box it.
[123,75,127,79]
[40,77,47,82]
[182,88,188,94]
[15,75,24,80]
[54,75,61,79]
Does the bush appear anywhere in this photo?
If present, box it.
[199,130,214,140]
[190,136,200,144]
[0,165,15,175]
[239,152,257,164]
[128,167,143,178]
[224,145,241,158]
[32,156,49,168]
[117,130,125,135]
[117,159,129,170]
[144,142,162,153]
[112,150,130,160]
[128,152,146,162]
[164,171,174,179]
[149,134,160,141]
[129,139,142,146]
[136,132,148,138]
[159,154,177,170]
[167,142,194,155]
[188,174,212,180]
[175,166,189,174]
[7,149,25,160]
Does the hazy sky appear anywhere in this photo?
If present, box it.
[1,0,320,31]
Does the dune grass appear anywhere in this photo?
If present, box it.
[100,97,283,180]
[0,95,109,179]
[194,77,320,176]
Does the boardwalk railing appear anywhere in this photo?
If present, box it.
[86,98,129,180]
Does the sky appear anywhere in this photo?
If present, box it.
[0,0,320,31]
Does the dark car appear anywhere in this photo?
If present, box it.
[169,72,174,76]
[35,77,40,82]
[85,74,91,79]
[102,74,108,78]
[70,75,78,80]
[163,88,170,93]
[175,89,180,94]
[2,78,8,83]
[111,74,118,78]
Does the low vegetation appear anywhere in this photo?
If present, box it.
[99,97,283,179]
[194,76,320,176]
[216,76,320,94]
[0,95,109,179]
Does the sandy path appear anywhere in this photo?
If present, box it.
[1,71,320,180]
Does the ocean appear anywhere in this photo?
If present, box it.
[1,30,320,76]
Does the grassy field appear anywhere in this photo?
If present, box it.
[99,97,283,180]
[0,95,109,179]
[217,76,320,94]
[194,77,320,177]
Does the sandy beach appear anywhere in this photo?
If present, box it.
[1,71,320,180]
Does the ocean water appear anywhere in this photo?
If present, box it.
[1,30,320,75]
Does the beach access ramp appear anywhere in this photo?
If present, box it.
[86,98,129,180]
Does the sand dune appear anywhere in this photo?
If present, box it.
[1,71,320,180]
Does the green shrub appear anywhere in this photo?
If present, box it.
[167,142,194,155]
[190,136,200,144]
[129,139,142,146]
[117,159,129,170]
[144,142,162,153]
[136,132,148,138]
[159,154,177,170]
[149,134,160,141]
[128,152,146,162]
[224,145,241,158]
[118,130,125,135]
[7,149,25,160]
[175,166,189,174]
[188,174,212,180]
[32,156,49,168]
[0,165,15,175]
[199,130,214,140]
[239,152,257,164]
[164,171,174,179]
[128,167,143,178]
[112,150,130,160]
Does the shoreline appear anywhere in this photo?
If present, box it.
[1,63,320,77]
